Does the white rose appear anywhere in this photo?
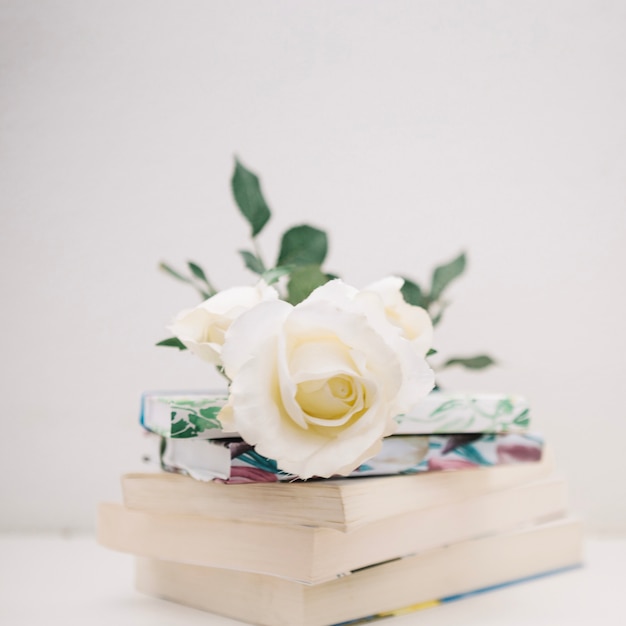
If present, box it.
[169,281,279,365]
[219,279,434,479]
[364,276,434,358]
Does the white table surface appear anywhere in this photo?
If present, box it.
[1,533,625,626]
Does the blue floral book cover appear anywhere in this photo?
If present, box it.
[157,430,543,483]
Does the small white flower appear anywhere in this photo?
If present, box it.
[364,276,434,358]
[169,281,279,365]
[219,279,434,479]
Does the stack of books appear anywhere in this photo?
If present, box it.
[98,392,583,626]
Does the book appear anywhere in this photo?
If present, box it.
[157,431,544,482]
[134,516,583,626]
[98,476,567,583]
[141,390,531,439]
[122,446,554,531]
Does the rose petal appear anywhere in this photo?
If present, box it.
[364,276,434,358]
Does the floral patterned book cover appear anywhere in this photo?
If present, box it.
[157,431,543,483]
[141,390,531,439]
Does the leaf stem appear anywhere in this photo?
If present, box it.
[251,237,267,273]
[202,278,218,297]
[215,365,231,383]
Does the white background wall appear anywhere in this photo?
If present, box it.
[1,0,625,532]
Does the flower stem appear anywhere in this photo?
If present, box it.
[252,237,267,272]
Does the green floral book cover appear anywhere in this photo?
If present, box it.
[140,390,531,439]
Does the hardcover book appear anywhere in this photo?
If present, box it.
[140,390,531,439]
[157,431,544,483]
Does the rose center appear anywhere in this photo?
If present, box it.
[328,376,353,399]
[295,375,360,421]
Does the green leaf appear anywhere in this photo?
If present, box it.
[427,348,438,357]
[495,398,514,416]
[160,262,212,300]
[431,302,449,327]
[277,225,328,267]
[513,408,530,427]
[430,252,467,301]
[286,265,330,305]
[430,398,464,416]
[239,250,266,275]
[159,262,193,284]
[231,158,271,237]
[442,355,496,370]
[170,417,198,438]
[188,261,208,283]
[189,408,223,433]
[156,337,188,350]
[400,278,430,309]
[187,261,216,296]
[452,440,491,465]
[199,406,224,422]
[262,265,293,285]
